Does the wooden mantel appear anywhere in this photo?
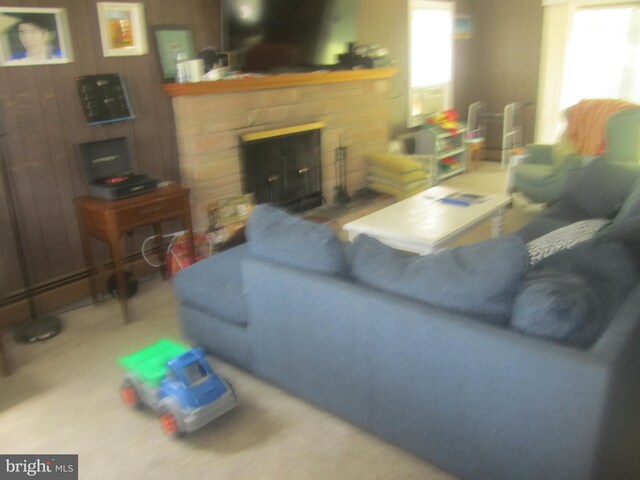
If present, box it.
[162,68,397,96]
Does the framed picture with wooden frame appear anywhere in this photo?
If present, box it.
[0,7,74,66]
[97,2,148,57]
[151,24,196,83]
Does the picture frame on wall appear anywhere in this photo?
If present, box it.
[151,25,196,83]
[453,15,474,40]
[97,2,148,57]
[0,7,74,66]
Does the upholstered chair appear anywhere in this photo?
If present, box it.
[510,99,640,204]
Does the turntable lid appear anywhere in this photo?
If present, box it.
[77,137,135,183]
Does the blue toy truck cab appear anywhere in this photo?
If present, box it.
[159,348,228,408]
[118,340,237,437]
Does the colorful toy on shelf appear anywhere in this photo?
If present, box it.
[440,157,460,172]
[426,109,462,134]
[117,339,237,437]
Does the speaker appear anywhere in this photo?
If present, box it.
[13,316,62,343]
[107,272,138,299]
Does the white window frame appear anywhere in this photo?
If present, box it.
[536,0,639,142]
[407,0,455,128]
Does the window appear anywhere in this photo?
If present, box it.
[561,5,640,110]
[536,0,640,143]
[408,0,454,127]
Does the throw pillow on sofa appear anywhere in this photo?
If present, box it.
[350,234,530,323]
[559,158,640,218]
[246,204,349,276]
[511,273,602,347]
[511,236,639,347]
[525,218,609,265]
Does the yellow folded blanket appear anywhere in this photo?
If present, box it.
[367,176,428,192]
[368,166,428,185]
[367,153,424,174]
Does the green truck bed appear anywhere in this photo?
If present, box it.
[117,338,189,387]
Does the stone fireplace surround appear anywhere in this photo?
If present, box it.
[164,69,397,231]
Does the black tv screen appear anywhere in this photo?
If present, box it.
[223,0,357,72]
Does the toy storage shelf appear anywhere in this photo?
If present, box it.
[415,127,467,181]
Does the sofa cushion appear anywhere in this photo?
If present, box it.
[350,234,529,323]
[511,274,602,347]
[525,218,609,265]
[246,204,348,276]
[511,236,639,347]
[559,158,640,217]
[173,243,250,326]
[615,177,640,223]
[595,213,640,256]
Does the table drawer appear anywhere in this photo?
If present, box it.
[117,196,187,230]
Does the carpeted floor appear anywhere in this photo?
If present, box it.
[0,161,534,479]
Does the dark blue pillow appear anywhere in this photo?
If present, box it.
[246,204,348,276]
[350,234,530,324]
[511,237,639,347]
[511,274,602,347]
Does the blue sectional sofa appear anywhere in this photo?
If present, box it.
[173,158,640,480]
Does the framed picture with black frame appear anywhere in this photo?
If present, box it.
[151,24,196,83]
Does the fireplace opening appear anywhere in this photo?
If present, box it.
[241,123,324,213]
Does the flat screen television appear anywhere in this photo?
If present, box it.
[222,0,358,72]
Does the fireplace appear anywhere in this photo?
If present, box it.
[164,68,396,231]
[241,123,324,212]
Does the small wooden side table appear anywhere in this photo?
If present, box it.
[75,184,195,324]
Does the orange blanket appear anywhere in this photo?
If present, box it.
[565,99,638,156]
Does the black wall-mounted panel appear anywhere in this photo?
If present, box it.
[75,73,134,125]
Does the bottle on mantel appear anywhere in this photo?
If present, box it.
[175,52,188,83]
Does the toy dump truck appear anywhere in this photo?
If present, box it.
[117,339,237,437]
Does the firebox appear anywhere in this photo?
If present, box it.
[241,123,324,212]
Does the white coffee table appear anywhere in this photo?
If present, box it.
[343,187,511,255]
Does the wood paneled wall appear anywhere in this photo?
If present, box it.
[472,0,543,150]
[0,0,220,298]
[0,0,544,303]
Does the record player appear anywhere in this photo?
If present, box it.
[77,137,157,201]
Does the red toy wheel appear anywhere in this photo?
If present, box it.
[121,384,140,408]
[160,412,182,438]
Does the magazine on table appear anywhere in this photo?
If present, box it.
[423,186,491,206]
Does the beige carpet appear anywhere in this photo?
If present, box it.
[0,161,533,479]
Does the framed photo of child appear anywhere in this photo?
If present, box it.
[0,7,73,66]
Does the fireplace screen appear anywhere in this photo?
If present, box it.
[241,123,323,212]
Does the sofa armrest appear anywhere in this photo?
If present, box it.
[524,144,554,165]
